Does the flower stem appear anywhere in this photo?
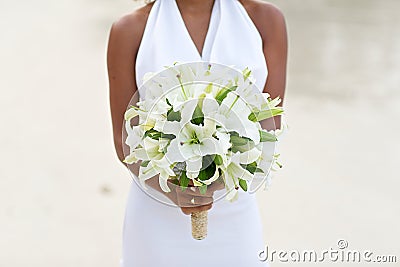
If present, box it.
[176,74,188,100]
[229,95,240,111]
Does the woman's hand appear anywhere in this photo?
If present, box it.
[139,164,225,215]
[176,179,225,215]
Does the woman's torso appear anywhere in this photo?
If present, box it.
[121,1,271,266]
[134,0,268,96]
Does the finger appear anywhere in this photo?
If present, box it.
[176,194,214,208]
[175,186,214,197]
[208,180,225,192]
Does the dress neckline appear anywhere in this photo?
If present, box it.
[172,0,218,60]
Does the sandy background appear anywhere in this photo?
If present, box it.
[0,0,399,266]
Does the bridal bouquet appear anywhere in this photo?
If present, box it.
[123,62,286,240]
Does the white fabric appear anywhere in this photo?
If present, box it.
[122,0,270,266]
[135,0,268,95]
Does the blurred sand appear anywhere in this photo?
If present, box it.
[0,0,399,266]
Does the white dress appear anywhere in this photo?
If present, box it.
[121,0,270,266]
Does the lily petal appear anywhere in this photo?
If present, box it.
[202,96,219,115]
[154,120,180,135]
[158,172,172,193]
[186,157,202,179]
[199,138,220,156]
[164,139,186,163]
[124,108,138,121]
[215,130,231,153]
[225,188,239,202]
[229,162,253,182]
[123,153,137,164]
[238,147,262,164]
[138,164,158,189]
[180,98,199,124]
[203,117,216,137]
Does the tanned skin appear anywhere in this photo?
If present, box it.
[107,0,288,215]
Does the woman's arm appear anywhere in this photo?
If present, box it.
[107,11,180,205]
[248,1,288,130]
[107,13,144,163]
[106,8,215,214]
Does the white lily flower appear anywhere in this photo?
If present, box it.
[169,62,233,85]
[261,95,282,111]
[255,141,275,173]
[122,63,287,202]
[165,124,220,178]
[166,83,207,112]
[224,173,239,202]
[222,148,261,201]
[124,102,167,134]
[123,153,138,165]
[214,129,232,165]
[231,70,267,110]
[133,137,167,161]
[137,63,197,104]
[135,94,171,122]
[124,107,138,121]
[153,97,198,135]
[138,156,175,192]
[124,122,144,161]
[128,137,175,192]
[202,94,261,145]
[249,118,288,192]
[157,99,221,179]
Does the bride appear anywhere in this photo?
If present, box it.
[107,0,287,266]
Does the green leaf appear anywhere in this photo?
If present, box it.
[191,104,204,125]
[214,154,223,165]
[259,130,278,142]
[179,171,190,192]
[215,85,238,104]
[248,108,284,122]
[240,162,256,174]
[167,108,181,122]
[230,135,249,146]
[199,184,207,195]
[254,167,264,173]
[230,131,239,137]
[198,155,216,181]
[140,160,150,167]
[242,67,252,81]
[160,133,176,140]
[143,129,160,139]
[240,162,264,174]
[144,129,175,140]
[238,178,248,191]
[230,135,255,153]
[166,100,181,122]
